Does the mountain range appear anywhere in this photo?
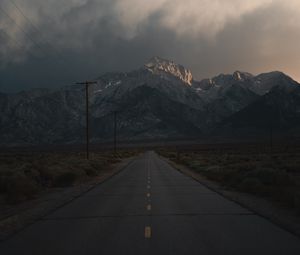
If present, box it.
[1,56,299,146]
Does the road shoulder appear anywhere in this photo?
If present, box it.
[0,156,136,241]
[160,155,300,238]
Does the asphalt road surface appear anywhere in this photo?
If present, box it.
[1,151,300,255]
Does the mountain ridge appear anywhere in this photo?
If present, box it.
[144,56,193,86]
[0,57,299,145]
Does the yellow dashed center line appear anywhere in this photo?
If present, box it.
[145,173,152,239]
[145,226,151,238]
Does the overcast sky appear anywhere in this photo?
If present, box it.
[0,0,300,92]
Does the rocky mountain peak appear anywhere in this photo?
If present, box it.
[233,71,254,81]
[144,56,193,85]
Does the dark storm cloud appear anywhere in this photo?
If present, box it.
[0,0,299,92]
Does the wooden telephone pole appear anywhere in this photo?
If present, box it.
[114,111,117,156]
[76,81,97,160]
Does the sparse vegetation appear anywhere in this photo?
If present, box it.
[0,150,139,204]
[158,144,300,211]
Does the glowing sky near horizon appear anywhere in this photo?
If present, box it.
[0,0,299,91]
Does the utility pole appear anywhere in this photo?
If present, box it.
[270,120,273,156]
[76,81,97,160]
[114,111,117,156]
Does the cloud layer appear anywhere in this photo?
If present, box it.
[0,0,300,91]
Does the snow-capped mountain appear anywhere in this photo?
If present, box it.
[190,70,300,128]
[0,57,299,145]
[192,71,298,100]
[144,57,193,85]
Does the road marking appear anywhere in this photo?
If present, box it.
[147,204,152,211]
[147,185,151,189]
[147,193,151,198]
[145,226,151,238]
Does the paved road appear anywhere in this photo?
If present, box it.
[1,151,300,255]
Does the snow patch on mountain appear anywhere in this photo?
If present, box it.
[193,70,299,101]
[105,80,122,89]
[144,56,193,85]
[233,71,254,81]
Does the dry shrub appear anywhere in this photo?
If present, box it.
[5,173,39,203]
[237,178,265,194]
[0,150,138,204]
[187,160,204,171]
[294,191,300,214]
[53,172,78,187]
[244,168,292,186]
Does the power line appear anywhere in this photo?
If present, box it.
[0,5,48,56]
[0,1,75,80]
[7,0,73,73]
[0,27,39,61]
[8,0,42,35]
